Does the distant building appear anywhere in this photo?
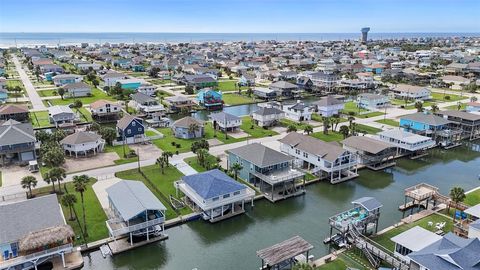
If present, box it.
[0,120,37,165]
[312,96,344,117]
[197,89,223,110]
[361,27,370,44]
[116,114,145,144]
[63,82,91,97]
[357,93,389,110]
[283,101,313,122]
[171,116,204,139]
[251,107,285,127]
[209,112,242,132]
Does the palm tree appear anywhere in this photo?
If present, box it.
[21,176,37,198]
[73,175,90,237]
[449,187,466,222]
[322,116,331,135]
[61,193,77,221]
[339,125,350,139]
[188,123,200,138]
[457,102,463,111]
[348,116,355,130]
[430,104,439,113]
[196,148,209,167]
[44,169,57,193]
[414,101,424,112]
[332,115,341,131]
[287,124,297,133]
[470,96,478,103]
[156,156,167,174]
[230,163,243,180]
[46,167,67,192]
[57,88,65,100]
[162,151,173,167]
[303,125,313,135]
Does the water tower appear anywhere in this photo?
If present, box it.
[361,27,370,44]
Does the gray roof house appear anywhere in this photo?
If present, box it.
[63,82,91,97]
[171,116,204,139]
[60,131,105,157]
[251,107,285,127]
[227,143,305,202]
[0,120,37,165]
[0,195,74,268]
[48,105,77,127]
[209,111,242,132]
[269,81,300,97]
[106,180,167,243]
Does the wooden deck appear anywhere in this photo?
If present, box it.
[108,234,168,255]
[50,251,84,270]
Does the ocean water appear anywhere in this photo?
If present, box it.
[0,32,479,47]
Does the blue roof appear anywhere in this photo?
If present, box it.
[182,169,246,200]
[352,197,382,211]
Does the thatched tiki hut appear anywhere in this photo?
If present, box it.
[19,225,74,255]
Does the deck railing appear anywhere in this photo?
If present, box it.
[107,217,165,237]
[1,243,73,269]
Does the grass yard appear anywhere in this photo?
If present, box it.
[465,188,480,206]
[240,116,278,138]
[317,252,370,270]
[32,179,109,245]
[150,79,172,85]
[356,111,385,118]
[375,119,400,127]
[217,80,248,92]
[116,165,192,220]
[6,79,25,90]
[222,93,256,105]
[37,89,58,97]
[104,144,138,165]
[372,213,453,251]
[355,123,382,135]
[157,90,174,97]
[341,101,367,114]
[404,101,436,110]
[310,131,344,142]
[445,103,467,110]
[431,92,468,102]
[279,118,312,130]
[184,155,220,173]
[29,110,52,128]
[48,88,116,105]
[153,123,244,153]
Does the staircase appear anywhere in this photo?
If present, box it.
[348,226,380,268]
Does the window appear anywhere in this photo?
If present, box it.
[127,129,131,134]
[233,191,240,196]
[138,128,142,132]
[132,121,136,127]
[212,197,219,201]
[223,194,230,199]
[303,152,309,158]
[295,149,300,155]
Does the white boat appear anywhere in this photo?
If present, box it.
[202,205,231,220]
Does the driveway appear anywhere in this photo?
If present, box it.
[63,152,119,173]
[1,165,43,188]
[92,177,122,210]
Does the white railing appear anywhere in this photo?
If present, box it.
[107,217,165,237]
[0,243,73,269]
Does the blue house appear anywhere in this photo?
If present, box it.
[400,112,452,137]
[116,114,145,144]
[117,78,143,90]
[176,169,255,222]
[226,143,305,202]
[0,89,7,103]
[364,64,384,75]
[197,89,223,110]
[132,65,145,72]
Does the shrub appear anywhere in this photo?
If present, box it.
[445,95,451,100]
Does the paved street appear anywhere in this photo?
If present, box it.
[11,55,47,111]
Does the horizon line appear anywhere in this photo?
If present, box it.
[1,31,480,34]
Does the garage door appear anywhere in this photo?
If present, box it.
[20,151,34,161]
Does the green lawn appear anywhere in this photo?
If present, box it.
[356,111,385,118]
[104,144,138,165]
[317,252,370,270]
[355,123,382,134]
[465,188,480,206]
[311,113,348,123]
[431,92,468,102]
[445,103,467,110]
[6,79,25,90]
[33,178,109,245]
[153,123,244,153]
[375,119,400,127]
[115,165,191,220]
[310,131,344,142]
[184,155,219,172]
[372,213,453,251]
[240,116,278,138]
[279,118,311,130]
[341,101,367,114]
[217,80,248,92]
[29,110,51,128]
[222,93,256,105]
[150,79,172,85]
[48,88,116,105]
[404,101,437,110]
[37,89,58,97]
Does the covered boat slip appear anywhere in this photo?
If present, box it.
[257,236,314,270]
[342,136,397,171]
[328,197,382,235]
[252,168,306,203]
[105,180,167,248]
[436,110,480,141]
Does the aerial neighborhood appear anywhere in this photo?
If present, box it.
[0,31,480,270]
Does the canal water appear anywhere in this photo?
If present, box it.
[81,144,480,270]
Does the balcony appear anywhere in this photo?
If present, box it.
[252,168,305,186]
[106,217,165,237]
[0,243,73,269]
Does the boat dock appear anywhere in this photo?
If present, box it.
[209,205,245,223]
[108,234,169,255]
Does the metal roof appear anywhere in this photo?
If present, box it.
[351,197,382,212]
[107,180,166,221]
[227,143,293,168]
[182,169,246,200]
[391,226,442,252]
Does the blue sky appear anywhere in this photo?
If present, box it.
[0,0,479,33]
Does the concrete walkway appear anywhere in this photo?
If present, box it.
[170,159,198,176]
[12,55,47,110]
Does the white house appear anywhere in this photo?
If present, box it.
[175,169,255,222]
[377,129,436,153]
[251,107,285,127]
[440,75,471,90]
[357,93,390,110]
[52,74,83,87]
[90,99,122,120]
[390,226,442,263]
[137,83,157,96]
[101,71,129,87]
[390,84,431,101]
[464,204,480,239]
[283,101,313,121]
[313,96,344,117]
[63,82,91,97]
[279,132,358,184]
[76,62,101,71]
[48,105,77,127]
[60,131,105,158]
[209,112,242,132]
